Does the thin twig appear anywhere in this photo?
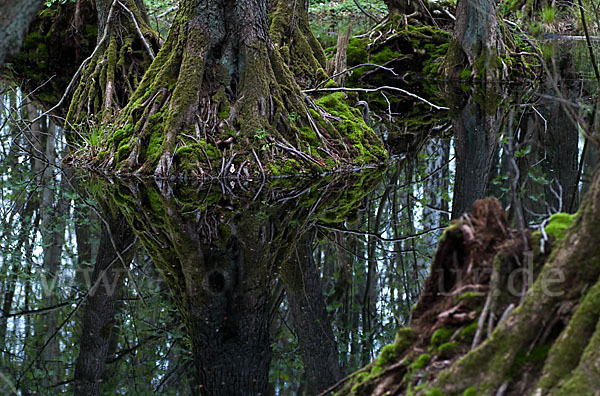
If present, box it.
[352,0,379,23]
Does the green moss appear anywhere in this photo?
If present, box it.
[437,342,458,359]
[314,92,386,164]
[145,127,164,163]
[346,37,368,66]
[460,67,472,80]
[396,327,416,350]
[463,387,477,396]
[174,146,201,174]
[537,276,600,391]
[431,328,454,346]
[369,47,401,65]
[544,212,575,240]
[350,372,370,393]
[409,353,431,370]
[112,124,133,148]
[508,344,550,377]
[457,321,478,342]
[425,388,443,396]
[115,144,130,163]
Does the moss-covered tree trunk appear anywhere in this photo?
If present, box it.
[336,163,600,395]
[431,167,600,394]
[92,0,385,178]
[444,0,506,81]
[66,0,159,133]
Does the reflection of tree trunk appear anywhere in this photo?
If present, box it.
[451,90,500,218]
[74,204,136,396]
[36,122,69,384]
[281,232,341,394]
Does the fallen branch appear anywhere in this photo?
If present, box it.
[314,63,398,90]
[301,86,449,111]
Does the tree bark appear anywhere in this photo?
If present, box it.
[0,0,43,67]
[90,0,384,177]
[450,87,502,218]
[444,0,505,81]
[66,0,159,130]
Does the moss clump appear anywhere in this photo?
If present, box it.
[111,124,133,148]
[115,144,130,163]
[409,353,431,370]
[396,327,416,350]
[346,37,368,66]
[437,342,458,359]
[174,146,201,174]
[544,212,575,240]
[315,92,386,164]
[463,387,477,396]
[268,159,302,176]
[457,321,478,342]
[425,388,443,396]
[431,328,454,346]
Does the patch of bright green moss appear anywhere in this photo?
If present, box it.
[347,37,368,66]
[463,387,477,396]
[457,321,478,342]
[431,328,454,346]
[314,92,386,164]
[545,212,575,240]
[425,388,443,396]
[409,353,431,370]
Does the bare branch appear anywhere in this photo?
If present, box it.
[302,86,449,111]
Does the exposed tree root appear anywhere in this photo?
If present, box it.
[66,0,159,135]
[86,0,385,179]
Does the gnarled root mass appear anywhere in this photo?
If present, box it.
[83,0,386,179]
[336,167,600,396]
[66,0,159,139]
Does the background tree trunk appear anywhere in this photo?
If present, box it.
[0,0,43,67]
[444,0,506,81]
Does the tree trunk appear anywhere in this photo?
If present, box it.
[73,200,136,396]
[450,86,502,218]
[444,0,505,81]
[66,0,159,130]
[91,0,385,177]
[0,0,43,67]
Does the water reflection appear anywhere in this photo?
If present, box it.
[0,41,598,394]
[92,171,381,394]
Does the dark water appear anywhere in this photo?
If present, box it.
[0,43,598,395]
